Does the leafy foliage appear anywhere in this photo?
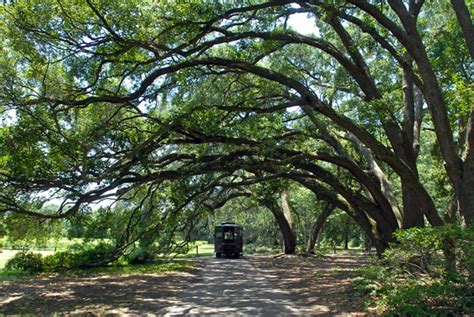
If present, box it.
[4,242,117,273]
[353,226,474,315]
[5,251,45,273]
[44,242,117,270]
[125,243,160,265]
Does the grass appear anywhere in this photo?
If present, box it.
[0,237,107,251]
[165,241,215,258]
[66,260,193,276]
[182,242,215,257]
[0,259,193,281]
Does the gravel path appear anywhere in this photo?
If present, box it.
[162,257,324,316]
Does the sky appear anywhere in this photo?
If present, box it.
[288,11,319,36]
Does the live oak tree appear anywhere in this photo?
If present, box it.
[0,1,472,257]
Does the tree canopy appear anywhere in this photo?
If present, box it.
[0,0,472,256]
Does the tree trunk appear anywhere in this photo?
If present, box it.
[459,109,474,226]
[327,10,426,230]
[260,197,296,254]
[280,191,293,230]
[388,1,464,225]
[400,62,425,228]
[401,179,424,227]
[212,58,444,227]
[344,224,349,250]
[306,205,335,253]
[343,132,403,228]
[288,174,388,256]
[451,0,474,60]
[364,236,372,252]
[280,191,295,253]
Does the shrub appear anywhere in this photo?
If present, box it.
[44,251,78,270]
[244,244,279,254]
[4,243,118,274]
[172,244,190,255]
[44,242,117,270]
[126,247,157,264]
[5,251,45,273]
[380,280,470,316]
[352,225,474,315]
[384,225,474,280]
[72,242,116,267]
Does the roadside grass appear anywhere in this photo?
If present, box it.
[181,242,214,257]
[163,241,214,258]
[1,237,85,251]
[0,259,193,281]
[66,260,194,277]
[0,268,29,280]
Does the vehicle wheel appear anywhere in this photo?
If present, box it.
[216,253,221,258]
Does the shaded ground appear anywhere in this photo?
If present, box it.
[249,253,371,316]
[162,257,303,315]
[1,253,372,315]
[0,267,200,315]
[162,253,370,316]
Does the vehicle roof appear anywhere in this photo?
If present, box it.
[216,223,242,227]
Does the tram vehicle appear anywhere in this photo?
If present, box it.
[214,223,243,258]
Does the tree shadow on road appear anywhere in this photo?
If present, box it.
[250,253,372,316]
[162,257,307,316]
[0,268,199,315]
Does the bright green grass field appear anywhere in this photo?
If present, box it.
[184,242,215,256]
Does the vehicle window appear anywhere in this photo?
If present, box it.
[224,231,234,240]
[216,231,223,239]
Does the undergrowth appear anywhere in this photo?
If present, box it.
[352,225,473,315]
[1,241,193,278]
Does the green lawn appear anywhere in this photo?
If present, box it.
[167,242,214,258]
[185,242,214,256]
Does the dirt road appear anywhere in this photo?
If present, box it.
[162,255,368,316]
[162,257,304,316]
